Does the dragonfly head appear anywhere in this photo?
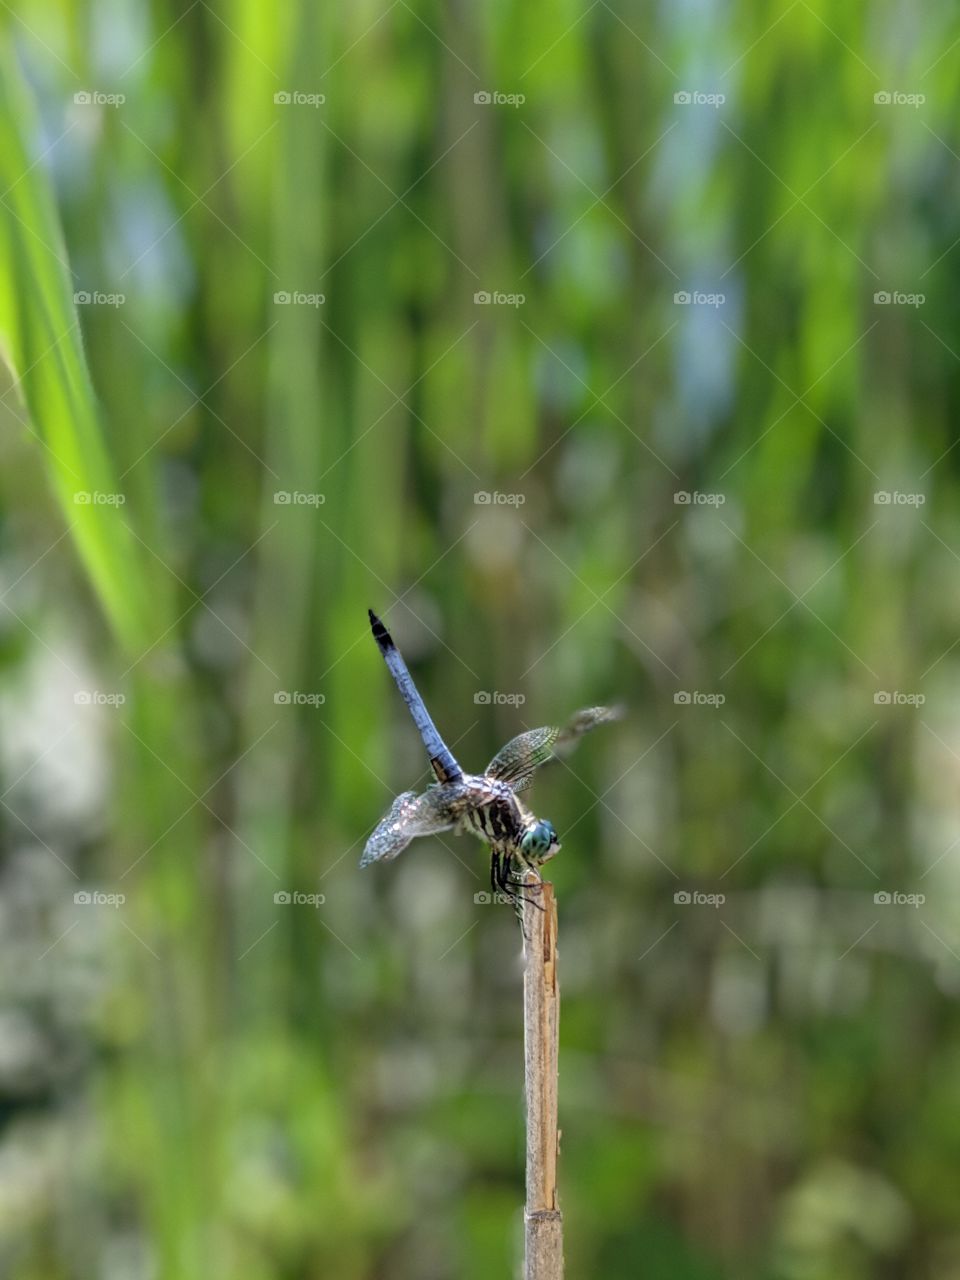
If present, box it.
[520,818,560,864]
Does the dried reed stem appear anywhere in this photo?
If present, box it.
[522,878,563,1279]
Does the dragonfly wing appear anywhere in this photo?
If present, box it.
[555,705,623,751]
[484,727,560,792]
[359,789,454,866]
[485,706,623,794]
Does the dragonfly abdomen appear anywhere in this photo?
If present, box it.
[368,609,462,784]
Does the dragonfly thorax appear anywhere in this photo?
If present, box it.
[457,777,559,865]
[458,777,529,848]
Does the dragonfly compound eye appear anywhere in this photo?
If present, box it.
[522,820,558,858]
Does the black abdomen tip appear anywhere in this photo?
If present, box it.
[368,608,393,650]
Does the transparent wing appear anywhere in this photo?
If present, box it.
[484,727,559,791]
[484,706,623,794]
[359,789,454,866]
[554,705,623,751]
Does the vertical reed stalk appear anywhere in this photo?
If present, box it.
[523,879,563,1279]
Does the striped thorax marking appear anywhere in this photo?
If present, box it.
[458,776,534,851]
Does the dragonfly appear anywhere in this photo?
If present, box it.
[360,609,620,910]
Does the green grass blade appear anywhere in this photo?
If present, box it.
[0,38,155,651]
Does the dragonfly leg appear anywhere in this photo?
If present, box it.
[492,849,522,912]
[495,849,523,907]
[503,854,545,914]
[507,882,543,935]
[510,887,545,914]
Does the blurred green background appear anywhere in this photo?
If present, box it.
[1,2,958,1277]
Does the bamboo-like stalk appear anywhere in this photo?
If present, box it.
[523,879,563,1279]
